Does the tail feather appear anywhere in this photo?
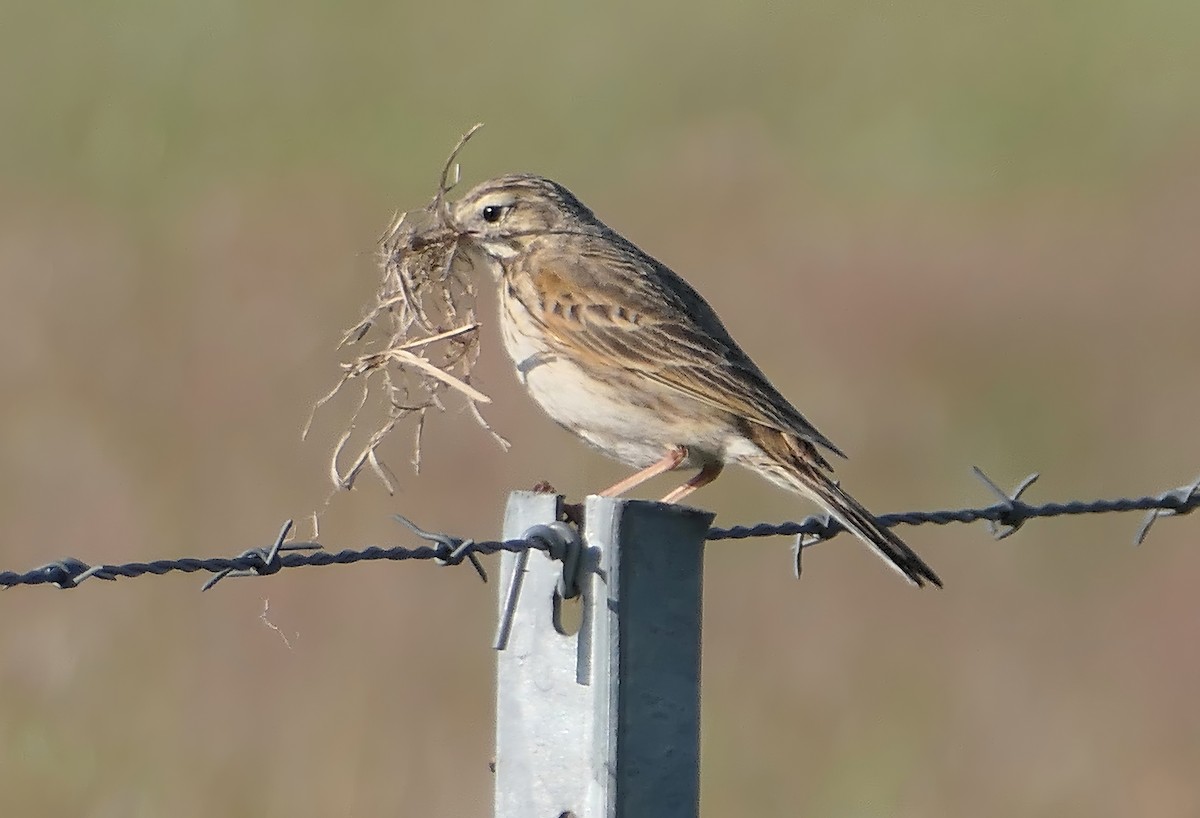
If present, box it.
[745,426,942,587]
[793,465,942,587]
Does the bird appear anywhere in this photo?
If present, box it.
[449,173,940,587]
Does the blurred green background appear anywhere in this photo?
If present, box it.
[3,1,1200,815]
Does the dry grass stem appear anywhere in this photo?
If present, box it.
[306,123,509,494]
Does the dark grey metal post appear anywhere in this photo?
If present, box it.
[494,491,713,818]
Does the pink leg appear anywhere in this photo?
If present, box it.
[599,446,687,497]
[660,462,724,504]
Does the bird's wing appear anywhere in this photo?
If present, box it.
[511,237,846,461]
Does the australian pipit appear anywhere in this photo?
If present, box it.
[450,174,940,587]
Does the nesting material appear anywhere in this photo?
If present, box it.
[304,124,507,493]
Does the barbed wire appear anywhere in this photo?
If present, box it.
[2,467,1196,592]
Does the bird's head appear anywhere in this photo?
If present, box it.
[450,173,595,262]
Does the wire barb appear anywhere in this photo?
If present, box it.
[10,558,119,590]
[1133,473,1200,546]
[393,514,488,583]
[972,466,1040,540]
[790,513,840,580]
[201,521,324,592]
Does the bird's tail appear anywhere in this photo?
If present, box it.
[748,432,941,587]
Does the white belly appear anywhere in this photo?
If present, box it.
[500,303,731,470]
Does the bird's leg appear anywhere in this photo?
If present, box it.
[598,446,688,497]
[660,462,724,504]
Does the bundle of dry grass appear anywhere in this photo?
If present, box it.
[304,124,507,494]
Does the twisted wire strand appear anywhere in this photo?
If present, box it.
[3,469,1196,591]
[707,489,1200,540]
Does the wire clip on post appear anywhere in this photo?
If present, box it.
[494,519,582,652]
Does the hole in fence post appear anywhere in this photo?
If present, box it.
[557,812,577,818]
[551,588,582,636]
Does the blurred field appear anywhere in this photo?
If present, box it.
[3,1,1200,816]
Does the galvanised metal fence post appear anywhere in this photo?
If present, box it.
[495,491,714,818]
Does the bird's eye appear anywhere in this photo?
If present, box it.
[482,205,503,223]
